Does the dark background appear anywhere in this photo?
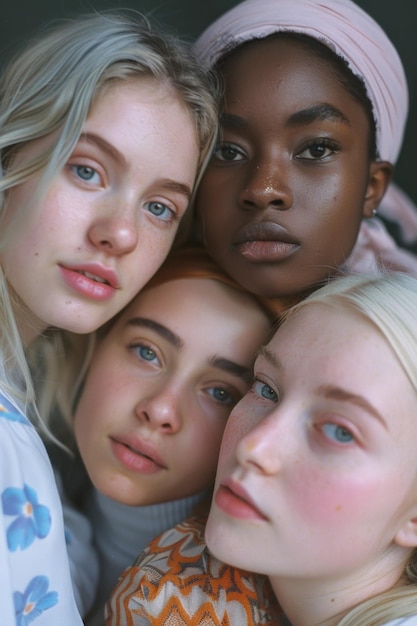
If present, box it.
[1,0,415,204]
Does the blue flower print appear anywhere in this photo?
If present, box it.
[14,575,58,625]
[0,400,29,424]
[2,484,51,551]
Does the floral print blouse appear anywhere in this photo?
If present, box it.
[0,392,82,625]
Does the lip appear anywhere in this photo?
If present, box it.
[110,434,168,474]
[214,477,268,521]
[59,263,120,300]
[233,221,299,262]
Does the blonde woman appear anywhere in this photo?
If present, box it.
[207,271,417,625]
[0,11,217,624]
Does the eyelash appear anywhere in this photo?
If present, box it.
[131,342,161,366]
[69,164,103,185]
[296,138,340,161]
[251,377,279,403]
[144,201,179,224]
[318,422,356,446]
[207,386,235,406]
[212,142,246,163]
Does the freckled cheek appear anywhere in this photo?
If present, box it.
[215,416,247,473]
[287,467,379,526]
[216,428,237,471]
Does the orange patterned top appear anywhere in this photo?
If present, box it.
[106,515,282,625]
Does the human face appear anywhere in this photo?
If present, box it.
[1,78,199,342]
[74,277,270,506]
[197,37,378,298]
[207,305,417,614]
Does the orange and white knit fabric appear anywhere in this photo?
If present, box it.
[106,515,282,626]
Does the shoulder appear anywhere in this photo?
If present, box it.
[107,515,281,625]
[0,391,30,425]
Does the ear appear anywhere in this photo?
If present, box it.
[395,511,417,548]
[362,160,393,219]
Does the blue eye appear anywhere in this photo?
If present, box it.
[253,379,278,402]
[133,344,159,365]
[322,423,354,444]
[72,165,100,183]
[207,387,234,405]
[145,201,174,222]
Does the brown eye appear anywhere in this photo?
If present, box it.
[213,143,245,162]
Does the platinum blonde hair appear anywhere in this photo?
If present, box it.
[0,11,218,429]
[283,271,417,624]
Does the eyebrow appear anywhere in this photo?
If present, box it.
[208,356,253,383]
[126,317,183,349]
[287,103,350,127]
[318,385,387,429]
[79,132,128,167]
[220,112,248,131]
[126,317,252,381]
[256,345,281,369]
[158,180,193,200]
[257,346,386,426]
[220,103,350,133]
[79,132,192,200]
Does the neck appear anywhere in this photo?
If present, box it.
[270,556,408,626]
[9,286,45,347]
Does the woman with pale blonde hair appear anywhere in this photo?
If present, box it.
[206,270,417,625]
[0,10,217,624]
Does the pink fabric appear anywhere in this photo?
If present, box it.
[379,183,417,245]
[346,217,417,275]
[195,0,408,164]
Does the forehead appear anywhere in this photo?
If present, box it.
[113,277,264,328]
[267,303,390,376]
[221,35,338,84]
[220,36,368,129]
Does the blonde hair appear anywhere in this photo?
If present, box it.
[283,272,417,624]
[0,11,218,428]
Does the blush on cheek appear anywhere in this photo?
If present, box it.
[289,466,381,527]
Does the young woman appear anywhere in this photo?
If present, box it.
[193,0,417,301]
[67,247,276,624]
[0,11,217,624]
[206,271,417,625]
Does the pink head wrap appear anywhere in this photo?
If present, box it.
[194,0,408,164]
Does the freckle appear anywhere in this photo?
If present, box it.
[335,504,342,511]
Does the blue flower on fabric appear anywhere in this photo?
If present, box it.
[2,484,51,551]
[14,575,58,625]
[0,401,29,424]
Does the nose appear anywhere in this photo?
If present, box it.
[88,204,139,256]
[238,158,293,212]
[235,411,283,475]
[134,387,183,434]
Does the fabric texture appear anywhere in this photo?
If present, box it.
[0,391,82,625]
[194,0,407,164]
[106,515,282,625]
[85,490,209,626]
[54,471,99,617]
